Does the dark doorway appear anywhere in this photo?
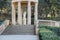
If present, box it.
[31,6,35,25]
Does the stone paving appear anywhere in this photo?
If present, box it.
[0,35,39,40]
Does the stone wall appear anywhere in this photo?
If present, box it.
[0,20,9,34]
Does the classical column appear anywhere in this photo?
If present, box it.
[34,3,38,27]
[12,3,16,25]
[27,1,31,25]
[18,1,22,25]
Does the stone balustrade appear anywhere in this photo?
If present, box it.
[38,20,60,27]
[0,20,9,34]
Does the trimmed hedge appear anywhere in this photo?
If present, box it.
[39,26,60,40]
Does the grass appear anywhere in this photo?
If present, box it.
[39,26,60,40]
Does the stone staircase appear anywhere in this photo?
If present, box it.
[2,25,35,35]
[1,25,39,40]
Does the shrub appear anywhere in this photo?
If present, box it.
[39,26,60,40]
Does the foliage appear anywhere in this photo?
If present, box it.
[0,0,60,20]
[0,0,11,14]
[39,26,60,40]
[38,0,60,20]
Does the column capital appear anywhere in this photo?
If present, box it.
[18,1,21,2]
[18,0,21,1]
[35,0,38,3]
[35,3,38,13]
[11,2,13,4]
[28,0,31,2]
[35,3,38,6]
[28,0,30,1]
[11,2,14,6]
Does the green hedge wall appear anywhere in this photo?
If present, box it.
[39,26,60,40]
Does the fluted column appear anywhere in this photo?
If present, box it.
[18,1,22,25]
[34,3,38,27]
[12,3,16,25]
[27,1,31,25]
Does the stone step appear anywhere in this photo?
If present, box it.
[0,35,39,40]
[2,25,35,35]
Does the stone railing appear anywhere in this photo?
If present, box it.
[38,20,60,27]
[0,20,9,34]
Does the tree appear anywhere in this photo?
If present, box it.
[38,0,60,20]
[0,0,11,14]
